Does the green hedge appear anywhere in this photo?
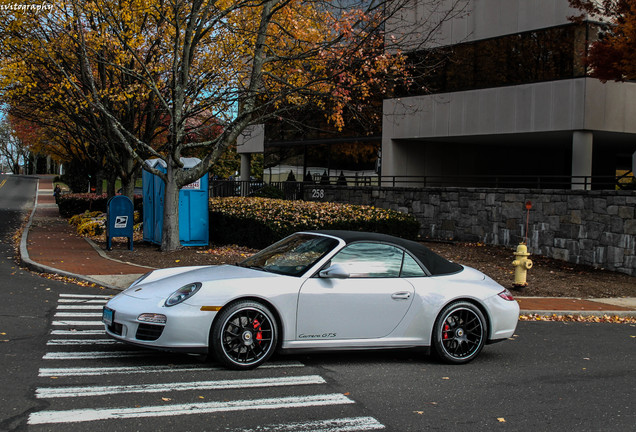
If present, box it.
[209,197,420,248]
[58,193,143,218]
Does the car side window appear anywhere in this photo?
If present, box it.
[400,252,426,277]
[330,242,403,278]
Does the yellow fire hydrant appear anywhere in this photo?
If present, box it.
[512,243,533,287]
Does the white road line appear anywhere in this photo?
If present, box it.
[230,417,385,431]
[47,339,119,346]
[51,330,105,335]
[36,375,326,399]
[54,312,103,318]
[43,351,150,360]
[52,321,104,326]
[28,393,354,425]
[58,299,108,304]
[38,361,305,377]
[56,305,104,310]
[59,294,112,299]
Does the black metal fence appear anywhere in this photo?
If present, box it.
[209,174,634,200]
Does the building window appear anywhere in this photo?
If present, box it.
[401,22,598,96]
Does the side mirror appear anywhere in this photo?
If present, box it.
[319,263,350,279]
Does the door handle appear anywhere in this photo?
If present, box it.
[391,292,411,300]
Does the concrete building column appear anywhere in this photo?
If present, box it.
[571,131,593,190]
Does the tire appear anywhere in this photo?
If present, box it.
[210,300,278,370]
[432,301,487,364]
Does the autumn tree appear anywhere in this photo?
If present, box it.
[1,0,449,251]
[570,0,636,81]
[0,1,165,195]
[0,117,26,174]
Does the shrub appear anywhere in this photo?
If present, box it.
[68,210,141,238]
[209,197,420,248]
[77,219,105,236]
[58,193,143,218]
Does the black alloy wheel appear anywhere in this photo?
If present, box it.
[211,300,278,370]
[433,301,487,364]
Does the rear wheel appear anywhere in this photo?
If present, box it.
[210,300,278,370]
[432,301,487,364]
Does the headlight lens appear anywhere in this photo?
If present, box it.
[165,282,202,307]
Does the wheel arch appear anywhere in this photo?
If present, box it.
[208,296,285,350]
[430,297,492,342]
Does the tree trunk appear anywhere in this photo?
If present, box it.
[161,164,181,251]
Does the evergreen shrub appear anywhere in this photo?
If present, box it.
[58,193,143,218]
[209,197,420,248]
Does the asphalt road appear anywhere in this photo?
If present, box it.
[0,175,634,432]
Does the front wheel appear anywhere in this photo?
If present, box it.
[432,301,487,364]
[210,301,278,370]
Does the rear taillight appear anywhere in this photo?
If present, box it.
[498,289,515,301]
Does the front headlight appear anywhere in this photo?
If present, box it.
[165,282,202,307]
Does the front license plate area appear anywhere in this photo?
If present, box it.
[103,307,114,326]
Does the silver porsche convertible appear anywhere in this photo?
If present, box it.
[103,231,519,369]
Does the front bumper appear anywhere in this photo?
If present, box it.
[103,295,216,353]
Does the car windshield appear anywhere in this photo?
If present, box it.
[239,233,339,276]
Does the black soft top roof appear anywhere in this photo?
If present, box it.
[310,230,463,276]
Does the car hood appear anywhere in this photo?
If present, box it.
[121,265,278,300]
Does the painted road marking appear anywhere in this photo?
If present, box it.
[229,416,385,431]
[51,329,105,335]
[43,351,151,360]
[28,393,354,425]
[58,299,108,304]
[57,305,105,310]
[36,375,326,398]
[38,361,305,377]
[52,321,104,326]
[46,339,119,346]
[59,294,112,299]
[54,312,103,318]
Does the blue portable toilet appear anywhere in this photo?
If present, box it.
[142,158,209,246]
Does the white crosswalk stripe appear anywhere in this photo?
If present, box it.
[31,293,385,429]
[38,361,305,377]
[29,393,355,425]
[229,417,385,431]
[52,321,104,326]
[51,329,105,335]
[36,375,326,398]
[54,312,103,318]
[46,339,119,345]
[43,350,151,360]
[56,305,104,310]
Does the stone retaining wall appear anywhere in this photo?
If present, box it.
[303,185,636,276]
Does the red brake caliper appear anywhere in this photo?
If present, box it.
[253,319,263,341]
[443,323,450,340]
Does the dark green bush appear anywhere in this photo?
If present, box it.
[58,193,143,218]
[209,197,420,249]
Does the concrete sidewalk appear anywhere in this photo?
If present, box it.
[20,175,636,317]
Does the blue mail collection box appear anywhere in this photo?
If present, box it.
[142,158,209,246]
[107,195,134,250]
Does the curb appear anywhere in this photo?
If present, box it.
[19,178,120,291]
[519,309,636,318]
